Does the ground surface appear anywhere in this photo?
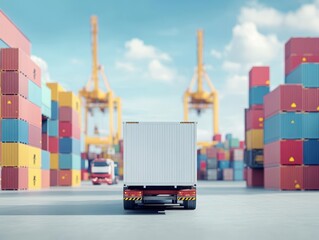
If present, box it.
[0,181,318,240]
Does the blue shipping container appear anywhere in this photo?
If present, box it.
[264,112,302,144]
[28,80,42,107]
[218,160,230,170]
[303,140,319,165]
[42,120,49,133]
[59,154,81,170]
[233,169,244,181]
[59,138,81,154]
[225,133,232,141]
[41,150,50,170]
[207,158,218,169]
[2,119,28,144]
[48,120,59,137]
[81,159,89,170]
[230,161,244,169]
[249,86,269,106]
[51,101,59,120]
[302,113,319,139]
[285,63,319,88]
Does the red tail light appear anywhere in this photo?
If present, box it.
[177,189,196,197]
[124,190,143,197]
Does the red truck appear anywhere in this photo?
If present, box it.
[91,158,118,185]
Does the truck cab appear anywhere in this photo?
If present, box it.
[91,158,118,185]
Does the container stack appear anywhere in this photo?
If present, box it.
[58,91,81,187]
[81,152,89,181]
[0,48,42,190]
[46,83,64,186]
[244,66,270,187]
[230,148,244,181]
[264,38,319,190]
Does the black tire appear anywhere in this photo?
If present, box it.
[184,200,196,210]
[92,182,100,185]
[124,200,135,210]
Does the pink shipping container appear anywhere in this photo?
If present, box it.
[303,88,319,112]
[42,133,48,151]
[245,108,264,130]
[223,169,233,181]
[285,38,319,59]
[303,166,319,190]
[250,105,264,110]
[247,168,263,187]
[1,167,28,190]
[59,107,79,125]
[239,141,245,149]
[41,170,50,188]
[81,170,89,181]
[50,169,58,186]
[0,48,41,86]
[58,170,72,186]
[264,166,303,190]
[0,71,28,98]
[200,161,206,171]
[213,134,222,142]
[264,140,303,167]
[119,139,124,153]
[29,124,41,148]
[264,84,303,119]
[81,152,88,160]
[217,151,225,161]
[285,55,319,76]
[206,147,217,158]
[48,137,59,153]
[59,122,81,139]
[249,66,270,88]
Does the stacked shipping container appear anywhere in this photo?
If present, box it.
[245,66,270,187]
[0,48,42,190]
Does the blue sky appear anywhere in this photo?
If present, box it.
[1,0,319,141]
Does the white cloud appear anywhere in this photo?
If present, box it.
[225,75,248,95]
[115,61,136,72]
[211,49,222,59]
[148,59,175,81]
[197,129,213,142]
[222,61,241,72]
[31,55,51,83]
[124,38,171,61]
[70,58,84,65]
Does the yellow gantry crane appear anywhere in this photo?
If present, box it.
[184,30,219,146]
[79,16,122,152]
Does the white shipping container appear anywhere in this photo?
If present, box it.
[233,149,244,161]
[123,122,197,186]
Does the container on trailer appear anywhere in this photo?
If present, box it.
[302,113,319,139]
[264,166,303,190]
[303,166,319,190]
[249,66,270,88]
[285,63,319,88]
[303,88,319,112]
[1,167,28,190]
[0,71,28,98]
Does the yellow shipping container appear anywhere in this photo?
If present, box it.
[59,92,81,114]
[28,146,41,169]
[28,168,42,190]
[224,150,230,160]
[246,129,264,150]
[47,82,65,101]
[2,143,29,167]
[200,147,206,155]
[50,153,59,169]
[119,167,123,177]
[0,142,2,166]
[72,170,81,186]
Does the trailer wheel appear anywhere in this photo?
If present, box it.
[124,200,135,210]
[184,200,196,210]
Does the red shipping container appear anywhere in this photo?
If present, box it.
[264,84,303,119]
[58,170,72,186]
[59,122,81,139]
[41,170,50,188]
[285,38,319,59]
[50,169,58,186]
[264,140,303,167]
[81,170,89,181]
[250,105,264,110]
[239,141,245,149]
[213,134,222,142]
[1,167,28,190]
[264,166,303,190]
[29,124,41,148]
[1,71,28,98]
[247,168,264,187]
[206,147,217,158]
[59,107,79,125]
[246,108,264,130]
[303,88,319,112]
[285,55,319,76]
[200,160,206,170]
[119,139,124,153]
[303,166,319,190]
[0,48,41,86]
[249,66,270,88]
[217,151,225,161]
[42,133,48,151]
[81,152,88,160]
[48,136,59,153]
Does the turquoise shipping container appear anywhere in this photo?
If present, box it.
[233,169,244,181]
[1,119,29,143]
[48,120,59,137]
[59,138,81,154]
[225,133,232,141]
[303,113,319,139]
[51,101,59,120]
[285,63,319,88]
[41,150,50,170]
[81,159,89,169]
[264,112,303,144]
[41,83,52,118]
[229,138,239,148]
[230,161,244,169]
[249,86,269,106]
[59,154,81,170]
[28,80,42,107]
[218,160,230,170]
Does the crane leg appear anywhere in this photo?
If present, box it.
[184,93,189,121]
[109,93,114,145]
[213,93,219,135]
